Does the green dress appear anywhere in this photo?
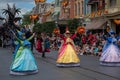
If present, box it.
[10,35,38,75]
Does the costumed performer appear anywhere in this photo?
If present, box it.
[42,34,51,58]
[10,31,38,75]
[56,27,80,67]
[100,30,120,66]
[36,34,43,53]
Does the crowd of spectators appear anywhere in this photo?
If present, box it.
[49,32,120,57]
[1,27,120,57]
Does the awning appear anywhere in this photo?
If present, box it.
[105,11,120,19]
[85,19,107,30]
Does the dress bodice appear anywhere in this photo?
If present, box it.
[66,38,73,43]
[20,40,31,48]
[107,37,117,44]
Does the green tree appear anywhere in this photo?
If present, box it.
[1,4,21,30]
[68,18,79,33]
[22,14,31,25]
[33,21,56,33]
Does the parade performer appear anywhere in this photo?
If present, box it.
[42,35,51,58]
[56,27,80,67]
[10,31,38,75]
[100,30,120,66]
[44,35,50,52]
[36,34,43,53]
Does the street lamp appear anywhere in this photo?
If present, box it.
[53,15,60,35]
[79,16,83,26]
[55,20,58,27]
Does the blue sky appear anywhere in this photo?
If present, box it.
[0,0,55,16]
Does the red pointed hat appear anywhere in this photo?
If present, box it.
[65,27,70,34]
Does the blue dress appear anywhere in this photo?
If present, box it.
[100,37,120,66]
[10,35,38,75]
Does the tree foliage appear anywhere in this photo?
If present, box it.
[67,18,79,33]
[22,14,31,25]
[2,4,21,26]
[33,21,56,33]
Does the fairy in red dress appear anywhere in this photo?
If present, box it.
[56,27,80,67]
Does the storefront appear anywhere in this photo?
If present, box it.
[105,11,120,34]
[85,17,107,33]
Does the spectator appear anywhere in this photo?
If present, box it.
[93,45,99,56]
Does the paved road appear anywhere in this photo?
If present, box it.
[0,47,120,80]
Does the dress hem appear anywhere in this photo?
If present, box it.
[100,62,120,66]
[10,70,38,75]
[56,63,80,67]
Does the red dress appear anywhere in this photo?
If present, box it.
[36,39,42,52]
[56,34,80,67]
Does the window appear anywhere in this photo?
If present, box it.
[78,2,80,15]
[75,3,77,16]
[109,0,116,7]
[91,2,98,12]
[82,1,84,14]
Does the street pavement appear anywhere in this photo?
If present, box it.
[0,47,120,80]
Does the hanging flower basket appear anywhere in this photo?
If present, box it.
[97,10,102,16]
[91,12,96,18]
[114,19,120,25]
[77,26,85,34]
[53,28,60,34]
[62,0,68,7]
[30,14,39,20]
[104,10,108,14]
[35,0,46,3]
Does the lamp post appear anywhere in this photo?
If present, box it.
[55,20,58,27]
[53,19,60,35]
[79,16,83,26]
[53,13,60,35]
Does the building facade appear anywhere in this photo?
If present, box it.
[83,0,90,15]
[59,0,84,20]
[85,0,107,31]
[31,0,120,34]
[105,0,120,34]
[85,0,120,34]
[32,1,55,23]
[52,0,61,21]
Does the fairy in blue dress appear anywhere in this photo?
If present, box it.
[10,31,38,75]
[100,30,120,66]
